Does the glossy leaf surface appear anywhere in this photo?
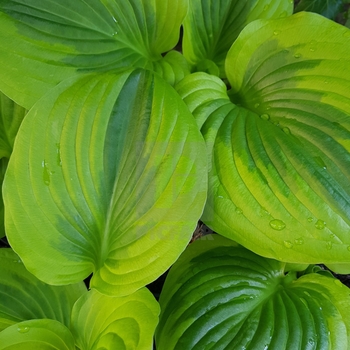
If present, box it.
[177,13,350,266]
[4,69,207,296]
[156,235,350,350]
[0,0,188,108]
[0,319,75,350]
[71,288,159,350]
[182,0,293,76]
[0,249,86,332]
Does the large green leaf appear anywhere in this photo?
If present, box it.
[71,288,159,350]
[0,92,27,238]
[0,248,86,332]
[0,319,75,350]
[3,69,207,296]
[0,0,188,108]
[182,0,293,77]
[294,0,345,20]
[156,235,350,349]
[177,13,350,266]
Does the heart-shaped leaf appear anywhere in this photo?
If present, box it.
[156,235,350,349]
[0,248,86,332]
[176,13,350,267]
[0,319,75,350]
[71,288,159,350]
[4,69,207,296]
[0,0,188,108]
[182,0,293,76]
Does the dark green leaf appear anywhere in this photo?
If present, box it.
[295,0,345,20]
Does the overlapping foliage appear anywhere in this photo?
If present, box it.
[0,0,349,348]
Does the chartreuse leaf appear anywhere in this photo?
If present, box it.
[156,235,350,350]
[0,0,188,109]
[0,248,86,332]
[3,68,207,296]
[0,319,75,350]
[294,0,344,20]
[182,0,293,77]
[71,288,159,350]
[0,92,27,238]
[176,12,350,267]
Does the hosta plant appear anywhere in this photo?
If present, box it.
[0,0,350,348]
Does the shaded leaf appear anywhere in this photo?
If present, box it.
[182,0,293,77]
[156,235,350,350]
[0,0,188,108]
[295,0,345,20]
[0,249,86,332]
[4,69,207,296]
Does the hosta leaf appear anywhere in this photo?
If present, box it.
[0,319,75,350]
[3,69,207,296]
[0,92,27,238]
[0,0,188,108]
[175,13,350,265]
[294,0,344,20]
[71,288,159,350]
[0,248,86,332]
[156,235,350,350]
[182,0,293,77]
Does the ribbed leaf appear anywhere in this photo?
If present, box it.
[3,69,207,296]
[0,319,75,350]
[0,0,188,108]
[294,0,345,20]
[156,235,350,350]
[0,248,86,332]
[176,13,350,266]
[182,0,293,76]
[71,288,159,350]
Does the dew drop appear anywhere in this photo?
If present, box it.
[326,241,332,250]
[279,11,288,18]
[295,238,304,245]
[235,207,243,214]
[273,30,280,36]
[315,219,326,230]
[269,219,286,231]
[329,233,335,239]
[310,47,315,52]
[17,325,30,333]
[42,161,50,186]
[304,291,311,297]
[324,80,329,84]
[307,217,313,223]
[343,31,350,38]
[263,4,269,11]
[282,127,291,135]
[347,246,350,252]
[284,240,293,248]
[254,103,260,108]
[260,113,270,121]
[282,49,289,54]
[294,53,302,59]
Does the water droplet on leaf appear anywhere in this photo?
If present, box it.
[295,238,304,245]
[283,240,293,248]
[273,30,280,35]
[347,246,350,252]
[315,219,326,230]
[260,113,270,121]
[282,127,290,135]
[269,219,286,231]
[307,217,313,223]
[42,161,51,186]
[17,325,30,333]
[254,103,260,108]
[235,207,243,214]
[294,53,301,59]
[326,241,332,250]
